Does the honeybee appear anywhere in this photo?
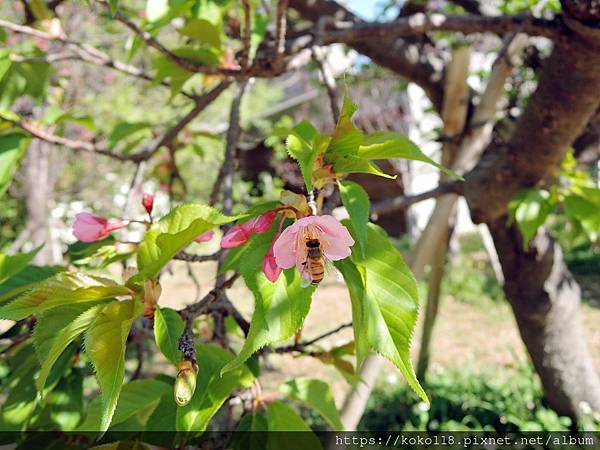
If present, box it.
[301,232,326,287]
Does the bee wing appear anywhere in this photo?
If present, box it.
[300,270,313,288]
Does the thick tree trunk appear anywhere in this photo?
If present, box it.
[23,140,55,265]
[489,217,600,419]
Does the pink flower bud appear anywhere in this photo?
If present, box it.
[251,210,277,233]
[73,212,128,243]
[220,224,252,249]
[263,235,282,283]
[194,230,215,243]
[142,193,154,215]
[220,211,277,249]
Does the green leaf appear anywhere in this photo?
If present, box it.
[177,18,221,49]
[0,272,131,321]
[176,344,254,432]
[358,131,463,180]
[509,189,553,248]
[221,231,315,375]
[233,412,268,450]
[284,120,327,191]
[0,264,61,305]
[564,188,600,241]
[334,258,369,370]
[77,378,171,431]
[107,121,151,149]
[0,348,38,430]
[84,299,143,432]
[332,154,396,179]
[154,307,184,366]
[134,204,239,282]
[327,95,363,158]
[351,222,427,403]
[266,402,322,450]
[33,303,106,393]
[338,180,369,258]
[0,133,28,197]
[280,378,343,430]
[0,246,41,285]
[109,0,118,15]
[45,369,84,431]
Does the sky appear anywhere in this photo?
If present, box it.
[345,0,382,20]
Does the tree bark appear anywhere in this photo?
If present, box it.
[489,217,600,419]
[23,140,55,265]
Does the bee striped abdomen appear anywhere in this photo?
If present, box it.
[306,240,325,285]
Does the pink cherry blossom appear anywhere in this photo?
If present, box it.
[221,210,277,249]
[262,234,282,283]
[73,212,128,243]
[273,215,355,273]
[194,230,215,243]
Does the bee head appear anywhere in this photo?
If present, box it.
[306,239,320,248]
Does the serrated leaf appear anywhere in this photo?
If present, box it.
[338,180,369,258]
[266,402,322,450]
[33,303,106,393]
[177,18,221,49]
[221,231,315,375]
[509,189,553,248]
[332,154,396,179]
[77,378,171,431]
[280,378,343,430]
[351,223,427,403]
[154,307,184,366]
[0,264,60,305]
[0,246,41,285]
[84,299,143,433]
[176,344,254,432]
[358,131,462,180]
[334,258,369,370]
[327,95,363,158]
[284,120,325,192]
[0,272,131,321]
[134,204,239,282]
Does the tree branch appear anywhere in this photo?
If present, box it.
[174,250,222,263]
[178,272,241,320]
[0,81,230,162]
[273,322,352,353]
[321,13,560,44]
[370,181,462,216]
[274,0,289,71]
[0,18,199,100]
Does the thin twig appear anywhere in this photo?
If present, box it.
[273,322,352,353]
[240,0,252,69]
[0,81,231,162]
[221,80,250,216]
[370,180,462,217]
[174,250,222,263]
[274,0,289,71]
[179,272,241,320]
[0,18,199,100]
[311,45,339,123]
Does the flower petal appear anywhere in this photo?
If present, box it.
[262,238,282,283]
[273,224,301,269]
[220,225,251,248]
[194,230,215,243]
